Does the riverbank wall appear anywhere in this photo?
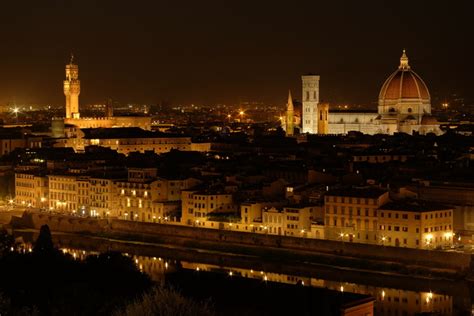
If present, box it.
[10,211,474,275]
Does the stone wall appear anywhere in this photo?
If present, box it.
[110,219,472,271]
[11,212,473,272]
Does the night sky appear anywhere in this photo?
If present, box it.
[0,0,473,107]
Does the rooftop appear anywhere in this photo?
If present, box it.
[326,187,388,199]
[380,199,452,212]
[81,127,189,139]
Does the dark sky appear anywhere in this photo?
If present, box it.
[0,0,473,107]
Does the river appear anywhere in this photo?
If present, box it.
[11,229,472,315]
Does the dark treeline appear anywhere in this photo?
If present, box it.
[0,225,213,316]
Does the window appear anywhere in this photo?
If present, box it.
[415,215,420,220]
[402,214,408,219]
[402,227,408,232]
[394,226,400,231]
[306,91,310,100]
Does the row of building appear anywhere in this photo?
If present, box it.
[14,165,454,250]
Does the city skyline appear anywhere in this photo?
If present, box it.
[0,1,473,107]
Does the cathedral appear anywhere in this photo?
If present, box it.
[284,50,442,136]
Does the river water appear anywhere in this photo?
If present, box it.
[12,230,472,315]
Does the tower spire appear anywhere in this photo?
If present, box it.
[287,90,294,111]
[286,90,294,136]
[70,52,74,64]
[399,49,410,70]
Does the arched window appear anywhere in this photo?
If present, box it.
[313,91,317,100]
[306,91,310,101]
[407,108,412,113]
[389,108,396,113]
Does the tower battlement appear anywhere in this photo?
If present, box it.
[64,55,81,119]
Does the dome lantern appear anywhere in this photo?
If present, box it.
[399,49,410,70]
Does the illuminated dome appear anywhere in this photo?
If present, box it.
[378,50,431,117]
[379,50,430,102]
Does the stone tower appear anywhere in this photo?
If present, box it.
[64,54,81,119]
[286,90,294,136]
[302,74,320,134]
[106,97,114,117]
[317,102,329,134]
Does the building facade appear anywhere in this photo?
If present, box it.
[324,188,389,244]
[284,51,442,136]
[378,201,454,249]
[59,56,152,130]
[301,75,320,134]
[15,171,48,208]
[64,55,80,119]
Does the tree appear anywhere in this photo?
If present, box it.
[0,229,14,257]
[113,286,214,316]
[33,225,54,254]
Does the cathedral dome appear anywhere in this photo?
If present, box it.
[378,50,430,103]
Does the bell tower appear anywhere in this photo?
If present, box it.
[302,74,320,134]
[64,54,81,119]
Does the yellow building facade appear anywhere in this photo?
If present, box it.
[378,201,453,249]
[181,189,235,225]
[324,188,389,244]
[15,172,48,208]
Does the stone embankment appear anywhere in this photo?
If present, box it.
[10,211,474,277]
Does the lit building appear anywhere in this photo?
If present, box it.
[58,127,193,155]
[116,169,200,222]
[328,50,442,135]
[378,200,454,249]
[262,204,324,237]
[59,56,153,131]
[301,74,320,134]
[240,201,285,225]
[48,174,81,213]
[285,50,442,136]
[181,188,235,226]
[324,188,390,244]
[14,171,48,208]
[64,55,81,119]
[89,177,118,218]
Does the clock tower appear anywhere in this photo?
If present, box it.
[64,54,81,119]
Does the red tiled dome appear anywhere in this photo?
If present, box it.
[379,51,430,102]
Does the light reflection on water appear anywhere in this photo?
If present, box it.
[54,246,453,316]
[13,239,462,316]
